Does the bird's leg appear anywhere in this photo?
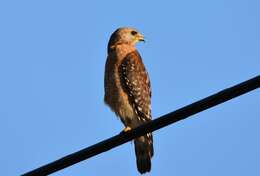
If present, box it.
[123,126,132,132]
[120,126,132,133]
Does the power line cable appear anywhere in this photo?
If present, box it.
[22,75,260,176]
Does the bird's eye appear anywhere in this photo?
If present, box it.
[131,31,138,35]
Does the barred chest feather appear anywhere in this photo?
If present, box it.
[104,44,137,124]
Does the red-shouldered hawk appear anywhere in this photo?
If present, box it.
[104,27,153,174]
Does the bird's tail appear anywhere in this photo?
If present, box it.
[134,132,154,174]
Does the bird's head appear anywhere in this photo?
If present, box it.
[108,27,145,52]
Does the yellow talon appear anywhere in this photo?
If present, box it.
[123,126,132,132]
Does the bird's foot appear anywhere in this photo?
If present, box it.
[121,126,132,133]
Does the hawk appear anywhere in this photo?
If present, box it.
[104,27,153,174]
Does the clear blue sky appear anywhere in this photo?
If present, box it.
[0,0,259,175]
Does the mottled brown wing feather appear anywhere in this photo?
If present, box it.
[119,50,152,122]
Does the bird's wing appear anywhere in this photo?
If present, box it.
[119,50,152,121]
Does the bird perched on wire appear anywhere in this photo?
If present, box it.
[104,27,153,174]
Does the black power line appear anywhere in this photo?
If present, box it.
[22,76,260,176]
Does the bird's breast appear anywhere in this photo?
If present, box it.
[104,49,136,122]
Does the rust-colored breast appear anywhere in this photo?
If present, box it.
[104,44,137,122]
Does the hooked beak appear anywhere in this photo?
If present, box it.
[137,34,145,42]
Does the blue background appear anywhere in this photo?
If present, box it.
[0,0,259,175]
